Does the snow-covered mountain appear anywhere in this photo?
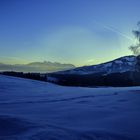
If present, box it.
[57,55,135,75]
[0,61,75,73]
[0,56,135,74]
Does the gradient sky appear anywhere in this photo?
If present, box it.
[0,0,140,66]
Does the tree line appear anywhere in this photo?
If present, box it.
[1,71,47,82]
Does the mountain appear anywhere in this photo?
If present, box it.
[56,55,135,75]
[47,56,140,87]
[0,61,75,73]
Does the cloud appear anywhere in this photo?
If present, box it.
[92,20,133,41]
[87,59,95,63]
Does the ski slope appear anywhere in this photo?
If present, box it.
[0,75,140,140]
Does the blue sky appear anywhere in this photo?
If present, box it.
[0,0,140,66]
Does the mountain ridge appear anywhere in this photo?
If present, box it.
[47,55,140,87]
[0,55,136,74]
[0,61,75,73]
[56,55,135,75]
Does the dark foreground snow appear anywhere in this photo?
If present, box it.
[0,75,140,140]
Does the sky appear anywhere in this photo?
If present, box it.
[0,0,140,66]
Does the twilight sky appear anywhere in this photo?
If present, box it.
[0,0,140,66]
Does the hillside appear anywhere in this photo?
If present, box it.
[47,56,140,87]
[57,55,135,75]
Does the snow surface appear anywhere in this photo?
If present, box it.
[0,75,140,140]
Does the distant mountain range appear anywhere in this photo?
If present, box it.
[0,55,136,74]
[56,55,135,75]
[0,61,75,73]
[1,55,140,87]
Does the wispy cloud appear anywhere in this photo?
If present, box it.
[93,20,133,41]
[87,59,95,63]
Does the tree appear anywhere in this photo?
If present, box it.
[129,22,140,72]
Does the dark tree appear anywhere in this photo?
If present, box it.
[129,22,140,72]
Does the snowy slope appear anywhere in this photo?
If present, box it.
[57,56,135,75]
[0,75,140,140]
